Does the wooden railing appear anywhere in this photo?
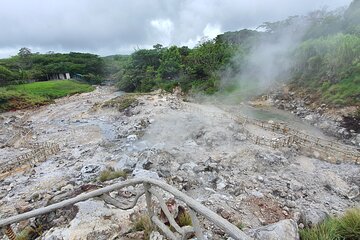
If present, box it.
[219,106,360,164]
[0,178,251,240]
[0,142,60,177]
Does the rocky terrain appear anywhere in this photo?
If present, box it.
[269,89,360,147]
[0,86,359,239]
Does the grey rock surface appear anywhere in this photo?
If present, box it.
[247,219,299,240]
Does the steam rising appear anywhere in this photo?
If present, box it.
[221,19,310,100]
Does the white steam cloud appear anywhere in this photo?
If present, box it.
[221,19,310,99]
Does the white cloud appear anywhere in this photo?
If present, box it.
[0,0,353,58]
[203,23,222,39]
[150,18,174,46]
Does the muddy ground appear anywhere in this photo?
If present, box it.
[0,86,359,239]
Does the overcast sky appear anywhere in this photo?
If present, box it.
[0,0,352,58]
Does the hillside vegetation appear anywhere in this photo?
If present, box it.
[112,0,360,107]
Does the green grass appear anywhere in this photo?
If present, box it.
[321,76,360,106]
[98,169,127,182]
[0,80,94,112]
[7,80,94,98]
[131,214,154,240]
[300,208,360,240]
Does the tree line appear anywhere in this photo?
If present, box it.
[0,49,104,86]
[113,0,359,105]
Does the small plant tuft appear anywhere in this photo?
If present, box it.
[336,208,360,239]
[300,208,360,240]
[235,221,246,230]
[98,169,127,182]
[177,211,192,227]
[132,214,154,240]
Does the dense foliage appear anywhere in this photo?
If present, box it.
[113,0,359,107]
[0,50,104,86]
[117,40,236,94]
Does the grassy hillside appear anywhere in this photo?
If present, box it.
[0,80,94,112]
[292,33,360,106]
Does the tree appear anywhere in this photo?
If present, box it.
[153,44,163,51]
[0,66,14,85]
[158,46,182,80]
[18,47,32,57]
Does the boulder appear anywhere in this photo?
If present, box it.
[43,199,132,240]
[300,208,328,227]
[246,219,299,240]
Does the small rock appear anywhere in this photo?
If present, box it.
[217,208,231,220]
[347,186,359,200]
[127,135,138,142]
[81,164,104,181]
[249,190,264,198]
[81,164,101,174]
[180,162,198,172]
[150,231,164,240]
[61,184,74,192]
[288,179,304,191]
[233,133,247,141]
[286,201,296,209]
[293,211,301,223]
[216,177,227,191]
[304,114,315,122]
[15,202,33,214]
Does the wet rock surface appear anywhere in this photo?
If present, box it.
[0,86,359,239]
